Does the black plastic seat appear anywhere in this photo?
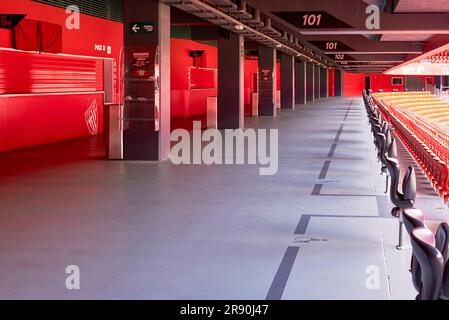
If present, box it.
[388,138,397,159]
[378,127,392,174]
[385,156,416,249]
[436,222,449,264]
[381,138,398,193]
[403,209,426,291]
[411,227,444,300]
[375,131,386,163]
[435,222,449,299]
[385,157,416,214]
[403,209,425,234]
[402,166,417,201]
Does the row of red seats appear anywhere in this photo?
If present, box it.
[377,98,449,162]
[393,108,449,164]
[382,100,449,149]
[373,97,449,203]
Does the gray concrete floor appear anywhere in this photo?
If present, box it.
[0,97,448,299]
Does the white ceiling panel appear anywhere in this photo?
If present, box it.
[395,0,449,12]
[380,34,433,41]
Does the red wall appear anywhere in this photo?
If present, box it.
[0,50,103,94]
[370,74,403,92]
[170,38,217,128]
[0,0,123,60]
[344,72,366,96]
[0,29,12,48]
[0,93,103,152]
[343,72,433,96]
[328,68,335,97]
[0,0,122,152]
[244,58,258,115]
[276,62,281,90]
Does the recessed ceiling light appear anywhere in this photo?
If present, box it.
[234,24,244,31]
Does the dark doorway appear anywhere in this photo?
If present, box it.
[365,76,371,91]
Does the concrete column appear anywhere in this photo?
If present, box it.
[320,68,328,98]
[218,30,244,129]
[435,76,442,91]
[123,0,170,160]
[258,44,276,116]
[306,62,314,102]
[280,53,295,109]
[295,60,306,105]
[443,76,449,89]
[314,65,320,99]
[334,69,344,97]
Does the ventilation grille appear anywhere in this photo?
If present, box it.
[32,0,123,23]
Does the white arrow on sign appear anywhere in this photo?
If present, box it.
[132,24,140,33]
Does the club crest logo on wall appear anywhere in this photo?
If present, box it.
[84,100,99,135]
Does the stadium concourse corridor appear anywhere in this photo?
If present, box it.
[1,97,447,299]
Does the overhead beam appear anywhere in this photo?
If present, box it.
[325,51,422,55]
[338,60,404,63]
[303,34,423,54]
[336,54,406,62]
[248,0,449,35]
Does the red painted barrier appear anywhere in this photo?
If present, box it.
[0,93,104,152]
[0,50,103,94]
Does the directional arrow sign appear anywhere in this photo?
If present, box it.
[132,24,140,33]
[130,22,154,34]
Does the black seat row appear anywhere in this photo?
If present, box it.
[363,89,416,250]
[403,209,449,300]
[363,89,449,300]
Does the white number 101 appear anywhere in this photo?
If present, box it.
[302,14,322,26]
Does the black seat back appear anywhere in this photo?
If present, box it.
[402,166,417,201]
[385,157,401,204]
[403,209,426,292]
[403,209,425,235]
[436,222,449,267]
[436,222,449,299]
[388,138,397,158]
[411,227,444,300]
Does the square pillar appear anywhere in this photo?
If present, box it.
[295,60,306,105]
[442,76,449,93]
[314,65,320,99]
[280,53,295,109]
[435,76,442,91]
[218,30,244,129]
[335,69,344,97]
[306,62,314,102]
[320,68,328,98]
[328,68,335,97]
[123,0,170,160]
[258,44,276,116]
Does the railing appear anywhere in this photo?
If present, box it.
[372,94,449,203]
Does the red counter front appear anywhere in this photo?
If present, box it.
[0,92,104,153]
